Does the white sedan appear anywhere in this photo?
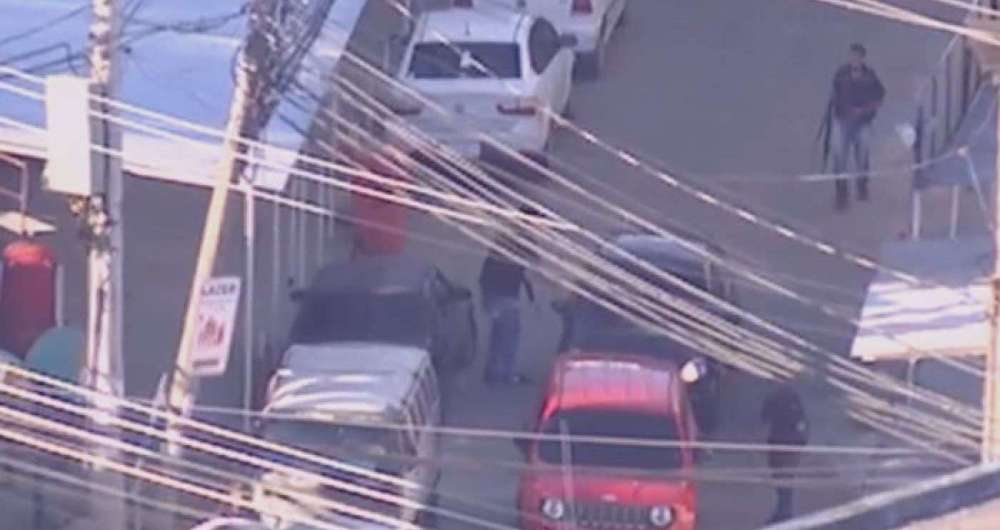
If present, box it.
[387,5,575,168]
[470,0,628,79]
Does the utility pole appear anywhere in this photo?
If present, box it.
[984,75,1000,462]
[85,1,126,528]
[85,0,125,413]
[164,0,279,436]
[965,10,1000,463]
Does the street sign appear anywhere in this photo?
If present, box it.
[190,276,241,377]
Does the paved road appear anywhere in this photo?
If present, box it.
[0,0,967,528]
[411,1,962,529]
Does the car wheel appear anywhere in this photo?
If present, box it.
[417,490,440,527]
[575,39,604,80]
[458,308,478,370]
[695,377,722,434]
[561,96,575,121]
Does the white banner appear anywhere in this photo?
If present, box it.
[190,276,242,377]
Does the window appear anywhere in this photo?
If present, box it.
[537,411,683,470]
[424,365,440,412]
[401,408,420,457]
[419,367,438,416]
[410,383,428,434]
[409,42,521,79]
[261,420,394,460]
[528,18,561,74]
[289,291,433,345]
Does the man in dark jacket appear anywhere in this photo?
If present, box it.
[829,43,886,211]
[478,231,536,385]
[761,384,809,524]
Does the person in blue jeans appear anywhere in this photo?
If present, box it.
[829,43,885,211]
[478,235,536,385]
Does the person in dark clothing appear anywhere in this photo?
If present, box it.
[478,231,536,385]
[829,43,886,211]
[761,384,809,524]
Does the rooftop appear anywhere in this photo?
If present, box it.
[266,342,430,417]
[282,341,428,374]
[548,353,680,415]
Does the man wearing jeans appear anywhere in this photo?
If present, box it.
[830,43,886,211]
[478,237,535,385]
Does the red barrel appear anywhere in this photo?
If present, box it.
[348,149,411,257]
[0,240,57,358]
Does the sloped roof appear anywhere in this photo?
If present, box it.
[850,237,992,362]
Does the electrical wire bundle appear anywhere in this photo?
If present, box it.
[0,360,966,530]
[0,0,996,525]
[0,23,984,458]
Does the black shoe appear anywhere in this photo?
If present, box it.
[857,175,870,201]
[497,374,532,385]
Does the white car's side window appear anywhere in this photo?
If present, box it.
[528,19,562,75]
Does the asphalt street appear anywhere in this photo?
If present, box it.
[0,0,975,528]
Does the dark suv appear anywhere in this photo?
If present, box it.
[553,232,742,433]
[287,255,478,374]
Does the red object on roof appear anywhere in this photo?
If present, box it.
[0,239,57,358]
[348,148,412,257]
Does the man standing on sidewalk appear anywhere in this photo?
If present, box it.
[478,230,536,385]
[829,43,886,211]
[761,384,810,524]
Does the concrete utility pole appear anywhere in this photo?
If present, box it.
[985,76,1000,462]
[85,2,127,528]
[968,10,1000,462]
[85,0,125,411]
[164,0,280,431]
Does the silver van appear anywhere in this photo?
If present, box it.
[252,342,441,530]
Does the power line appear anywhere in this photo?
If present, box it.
[326,85,976,450]
[219,47,984,446]
[323,56,984,429]
[0,3,89,50]
[0,59,976,448]
[0,365,959,523]
[320,11,987,385]
[0,366,532,530]
[0,413,359,530]
[0,450,214,524]
[374,0,969,292]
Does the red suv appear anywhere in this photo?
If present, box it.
[518,353,698,530]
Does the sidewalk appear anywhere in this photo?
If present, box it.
[759,8,977,523]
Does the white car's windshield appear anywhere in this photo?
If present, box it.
[261,419,391,456]
[409,42,521,79]
[258,420,408,522]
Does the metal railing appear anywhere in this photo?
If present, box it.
[910,18,989,239]
[913,40,983,184]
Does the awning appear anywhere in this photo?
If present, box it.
[849,237,992,362]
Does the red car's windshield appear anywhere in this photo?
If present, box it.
[537,410,683,470]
